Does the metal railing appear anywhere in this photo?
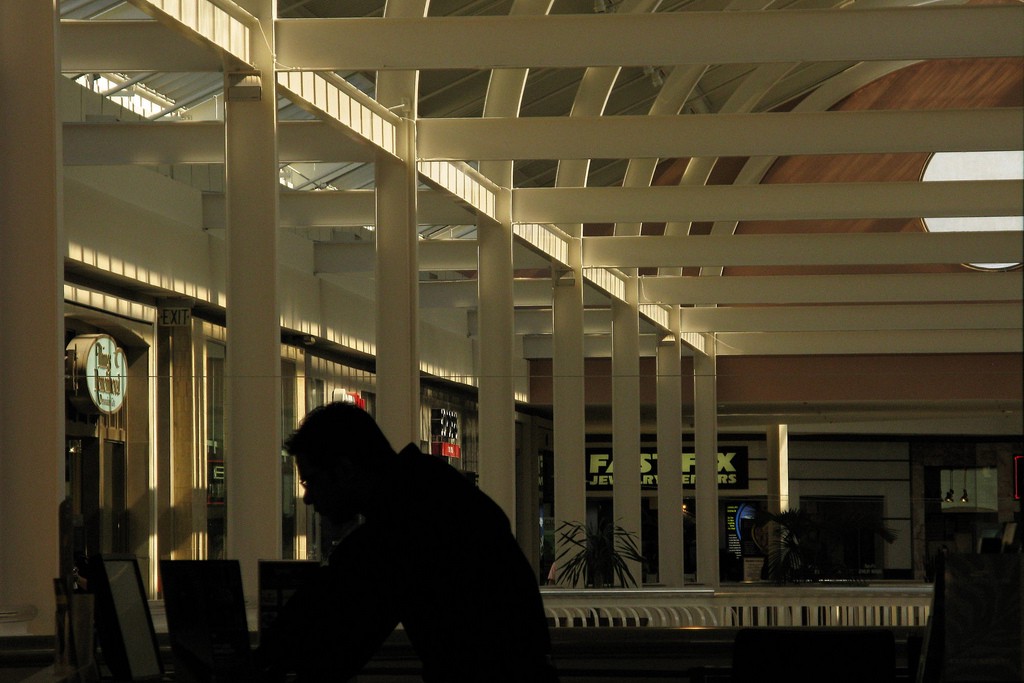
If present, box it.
[541,583,933,629]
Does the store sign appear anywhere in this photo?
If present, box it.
[66,334,128,414]
[335,390,366,410]
[430,408,461,459]
[586,447,749,491]
[208,459,226,506]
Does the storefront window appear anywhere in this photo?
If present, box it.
[282,360,298,559]
[206,342,226,559]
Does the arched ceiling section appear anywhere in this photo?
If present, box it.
[732,56,1024,277]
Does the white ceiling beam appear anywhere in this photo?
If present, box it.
[514,180,1023,223]
[202,190,476,229]
[467,308,662,338]
[60,20,225,72]
[63,121,224,165]
[420,279,551,308]
[277,71,401,158]
[679,303,1024,333]
[276,6,1024,70]
[468,308,616,337]
[714,329,1023,355]
[584,231,1023,268]
[519,328,1022,358]
[521,334,663,360]
[63,121,375,165]
[639,272,1023,305]
[314,241,477,273]
[418,108,1023,161]
[124,0,253,66]
[419,279,613,308]
[314,240,554,273]
[278,121,376,164]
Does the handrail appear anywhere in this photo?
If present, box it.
[540,583,933,628]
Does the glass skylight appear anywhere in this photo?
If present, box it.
[922,150,1023,270]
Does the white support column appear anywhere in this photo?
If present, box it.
[374,121,420,448]
[0,1,64,636]
[693,334,720,588]
[476,190,517,525]
[656,308,684,587]
[612,276,642,585]
[767,424,790,515]
[375,55,421,449]
[224,0,282,597]
[552,239,587,586]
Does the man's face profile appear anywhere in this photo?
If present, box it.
[297,452,363,523]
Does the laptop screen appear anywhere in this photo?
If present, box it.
[93,554,163,681]
[159,560,255,682]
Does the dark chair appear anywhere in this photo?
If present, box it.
[731,627,896,683]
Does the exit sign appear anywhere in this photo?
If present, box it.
[158,307,192,327]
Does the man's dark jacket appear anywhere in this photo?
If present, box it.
[259,444,558,682]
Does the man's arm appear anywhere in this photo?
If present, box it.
[256,527,401,681]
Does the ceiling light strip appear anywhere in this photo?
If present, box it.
[135,0,251,64]
[513,223,569,266]
[276,71,398,156]
[64,284,157,324]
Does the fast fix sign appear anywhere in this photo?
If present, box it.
[586,447,749,491]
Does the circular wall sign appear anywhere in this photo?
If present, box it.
[67,334,128,414]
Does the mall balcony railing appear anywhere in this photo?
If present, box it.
[539,583,934,629]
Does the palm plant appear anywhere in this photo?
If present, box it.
[754,508,897,584]
[554,518,645,588]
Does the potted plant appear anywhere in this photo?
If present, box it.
[553,518,645,588]
[754,508,896,584]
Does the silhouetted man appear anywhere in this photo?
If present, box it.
[258,402,558,683]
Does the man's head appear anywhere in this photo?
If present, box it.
[285,402,394,522]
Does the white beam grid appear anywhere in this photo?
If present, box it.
[713,329,1022,356]
[315,240,478,273]
[519,328,1020,357]
[125,0,252,65]
[63,121,374,164]
[513,181,1023,224]
[202,190,476,230]
[639,272,1023,306]
[416,161,498,221]
[639,304,671,332]
[522,334,663,360]
[420,279,556,309]
[417,108,1024,161]
[583,267,627,302]
[277,72,501,221]
[584,232,1024,268]
[512,223,569,267]
[60,20,225,72]
[417,278,617,309]
[277,71,399,158]
[275,7,1024,70]
[679,303,1024,333]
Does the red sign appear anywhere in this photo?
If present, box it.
[340,392,366,409]
[432,442,461,459]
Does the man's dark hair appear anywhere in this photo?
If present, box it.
[284,402,394,466]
